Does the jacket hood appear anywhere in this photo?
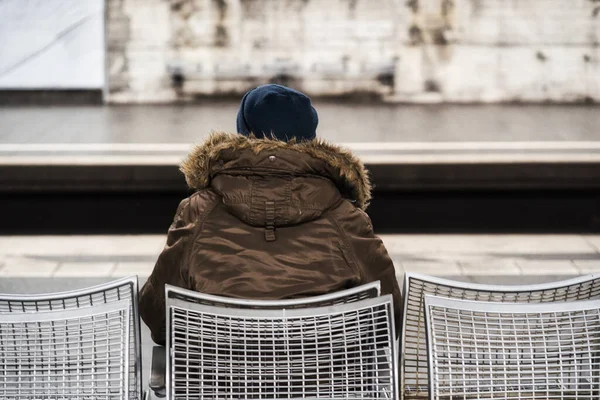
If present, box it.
[180,132,372,210]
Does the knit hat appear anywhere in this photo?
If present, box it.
[236,84,318,142]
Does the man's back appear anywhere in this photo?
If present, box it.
[139,132,401,344]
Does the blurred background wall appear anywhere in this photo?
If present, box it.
[2,0,600,103]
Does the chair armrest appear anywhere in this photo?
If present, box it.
[149,345,166,398]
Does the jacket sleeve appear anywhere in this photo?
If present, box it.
[139,197,195,345]
[333,202,403,337]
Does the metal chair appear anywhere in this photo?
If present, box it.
[0,276,143,399]
[0,300,131,399]
[150,284,397,400]
[400,273,600,399]
[424,295,600,400]
[149,282,382,397]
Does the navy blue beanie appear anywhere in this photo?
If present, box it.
[236,84,318,142]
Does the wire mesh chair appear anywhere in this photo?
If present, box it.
[0,276,143,399]
[163,287,398,400]
[149,282,384,398]
[400,273,600,399]
[0,300,131,399]
[424,295,600,400]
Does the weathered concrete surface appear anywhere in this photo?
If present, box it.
[105,0,600,103]
[2,103,600,143]
[394,0,600,102]
[106,0,175,102]
[1,234,599,278]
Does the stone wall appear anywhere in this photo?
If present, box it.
[106,0,600,103]
[107,0,174,102]
[396,0,600,102]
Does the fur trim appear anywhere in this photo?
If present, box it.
[180,132,372,210]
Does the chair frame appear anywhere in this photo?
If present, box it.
[0,276,143,399]
[400,273,600,399]
[164,286,398,400]
[423,295,600,400]
[165,280,381,309]
[0,299,132,399]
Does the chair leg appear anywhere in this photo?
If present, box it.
[149,345,167,398]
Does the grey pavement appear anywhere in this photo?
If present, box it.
[1,103,599,144]
[1,234,599,280]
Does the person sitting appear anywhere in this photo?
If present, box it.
[139,84,401,344]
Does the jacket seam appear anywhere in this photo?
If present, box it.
[249,178,256,226]
[191,192,221,243]
[182,191,220,286]
[178,197,194,287]
[356,208,374,231]
[170,197,190,230]
[325,209,364,282]
[285,178,292,221]
[224,198,326,211]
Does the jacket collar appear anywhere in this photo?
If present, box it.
[180,132,372,210]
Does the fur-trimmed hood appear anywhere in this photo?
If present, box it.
[180,132,372,210]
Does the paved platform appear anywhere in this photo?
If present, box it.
[2,142,599,195]
[2,104,600,194]
[3,142,600,165]
[1,234,598,282]
[2,104,600,197]
[1,103,599,144]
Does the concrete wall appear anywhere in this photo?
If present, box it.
[396,0,600,102]
[106,0,600,103]
[0,0,105,89]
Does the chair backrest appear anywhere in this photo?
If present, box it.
[424,295,600,400]
[166,280,381,309]
[0,300,131,399]
[165,288,398,400]
[401,273,600,399]
[0,276,142,399]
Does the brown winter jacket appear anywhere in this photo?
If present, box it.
[139,132,402,345]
